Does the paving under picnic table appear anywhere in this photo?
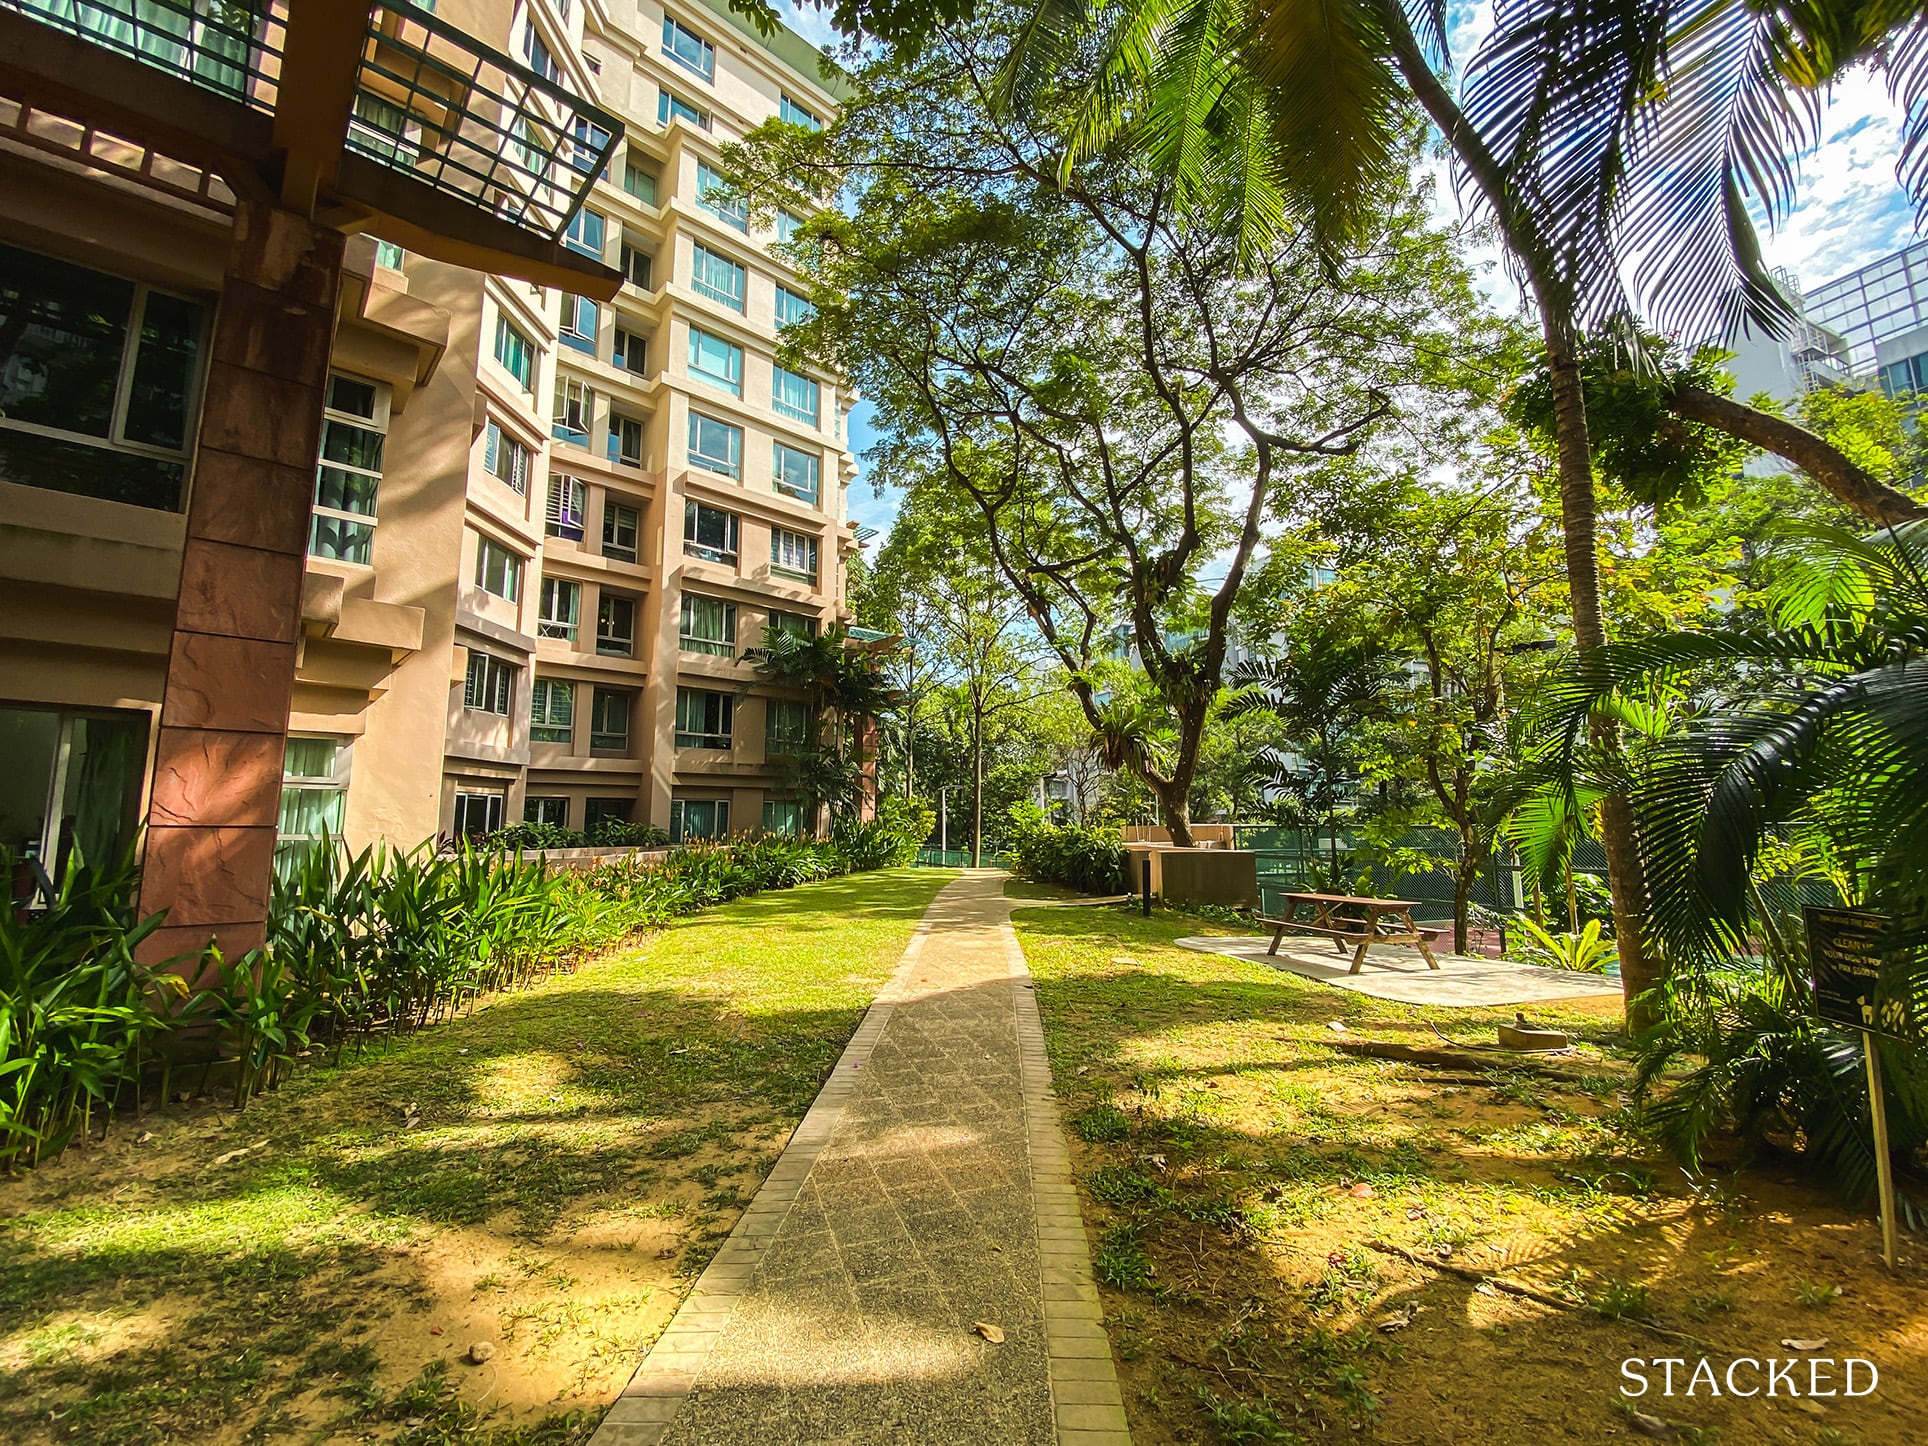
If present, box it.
[1177,933,1625,1007]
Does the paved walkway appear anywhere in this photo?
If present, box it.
[591,872,1129,1446]
[1177,934,1624,1006]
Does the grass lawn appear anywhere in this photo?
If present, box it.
[0,868,953,1446]
[1014,901,1924,1446]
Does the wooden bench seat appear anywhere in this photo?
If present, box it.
[1259,893,1443,973]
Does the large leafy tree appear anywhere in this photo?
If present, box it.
[731,16,1493,844]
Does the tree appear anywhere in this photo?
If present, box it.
[754,626,900,829]
[733,20,1497,845]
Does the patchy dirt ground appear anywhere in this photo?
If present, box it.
[1014,898,1927,1446]
[0,870,951,1445]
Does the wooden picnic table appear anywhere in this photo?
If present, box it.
[1260,892,1442,974]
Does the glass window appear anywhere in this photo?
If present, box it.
[688,327,743,394]
[684,501,740,563]
[769,608,819,639]
[276,736,348,868]
[310,372,387,565]
[777,210,804,243]
[773,365,819,425]
[680,594,737,656]
[765,698,813,754]
[608,412,644,467]
[475,537,523,601]
[523,22,558,81]
[671,798,730,842]
[774,284,814,327]
[347,93,421,163]
[622,242,655,290]
[688,411,743,477]
[559,293,598,353]
[553,376,594,444]
[463,652,516,715]
[538,576,581,641]
[691,244,747,311]
[675,688,733,750]
[526,795,569,827]
[779,96,822,131]
[614,327,649,375]
[604,502,640,562]
[454,790,505,836]
[0,706,148,891]
[696,162,747,230]
[662,15,715,80]
[374,239,405,270]
[771,527,819,581]
[772,441,820,505]
[585,797,632,830]
[493,315,535,388]
[591,688,631,751]
[546,474,586,540]
[564,208,606,260]
[623,161,659,205]
[569,116,611,177]
[483,421,530,492]
[598,592,636,655]
[0,243,202,512]
[659,89,711,130]
[530,678,575,743]
[762,799,804,836]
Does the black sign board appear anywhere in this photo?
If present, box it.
[1804,906,1923,1043]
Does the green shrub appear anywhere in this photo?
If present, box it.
[485,821,586,851]
[1007,806,1128,894]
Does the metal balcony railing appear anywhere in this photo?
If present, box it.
[6,0,622,246]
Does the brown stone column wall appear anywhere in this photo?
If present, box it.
[137,202,345,965]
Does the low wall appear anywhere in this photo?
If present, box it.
[1159,849,1259,909]
[495,847,673,873]
[1122,824,1237,848]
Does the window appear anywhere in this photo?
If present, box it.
[569,117,611,177]
[773,365,819,425]
[493,315,535,388]
[277,736,348,867]
[766,698,813,754]
[374,239,405,270]
[530,678,575,743]
[0,243,203,511]
[771,527,819,581]
[553,377,594,445]
[585,797,632,830]
[691,244,747,311]
[614,327,649,375]
[546,474,586,540]
[463,652,516,715]
[671,798,730,842]
[608,412,644,467]
[772,441,820,505]
[623,161,659,205]
[538,576,581,640]
[684,501,740,563]
[522,23,558,81]
[347,93,420,163]
[559,293,598,354]
[696,162,747,230]
[675,689,733,750]
[310,373,386,564]
[483,420,531,492]
[658,89,711,131]
[687,327,742,395]
[603,502,640,562]
[597,592,636,655]
[591,688,631,752]
[662,15,715,79]
[621,242,654,290]
[762,799,804,837]
[688,411,742,477]
[680,594,736,656]
[454,790,505,836]
[774,284,814,327]
[777,209,804,243]
[769,608,819,639]
[564,207,607,260]
[779,95,822,131]
[526,796,569,827]
[0,706,148,893]
[475,537,523,601]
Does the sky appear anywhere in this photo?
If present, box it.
[776,1,1925,542]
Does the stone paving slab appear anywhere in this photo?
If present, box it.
[1177,934,1624,1006]
[590,872,1128,1446]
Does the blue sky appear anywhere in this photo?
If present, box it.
[779,1,1923,540]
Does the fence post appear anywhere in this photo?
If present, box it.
[1141,857,1152,918]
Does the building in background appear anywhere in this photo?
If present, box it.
[1799,239,1928,373]
[1721,269,1855,405]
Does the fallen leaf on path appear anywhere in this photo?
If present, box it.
[135,1131,154,1146]
[973,1322,1004,1344]
[1781,1338,1829,1351]
[1474,1282,1499,1297]
[1376,1308,1414,1332]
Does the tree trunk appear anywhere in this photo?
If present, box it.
[971,705,984,868]
[1453,838,1479,957]
[1544,334,1659,1020]
[1149,776,1195,847]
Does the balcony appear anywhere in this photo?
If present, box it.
[1,0,625,295]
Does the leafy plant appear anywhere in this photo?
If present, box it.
[1007,807,1128,895]
[1508,915,1618,974]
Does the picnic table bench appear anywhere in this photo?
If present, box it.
[1260,892,1442,974]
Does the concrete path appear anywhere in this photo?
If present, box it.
[591,872,1129,1446]
[1178,933,1624,1006]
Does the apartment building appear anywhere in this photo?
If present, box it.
[0,0,856,914]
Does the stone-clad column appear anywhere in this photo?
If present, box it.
[138,202,345,966]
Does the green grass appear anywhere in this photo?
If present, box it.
[1002,877,1093,901]
[0,870,953,1445]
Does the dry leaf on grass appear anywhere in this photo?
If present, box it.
[1780,1337,1829,1350]
[972,1322,1004,1344]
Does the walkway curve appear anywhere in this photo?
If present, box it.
[589,871,1130,1445]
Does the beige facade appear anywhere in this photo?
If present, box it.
[0,0,853,890]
